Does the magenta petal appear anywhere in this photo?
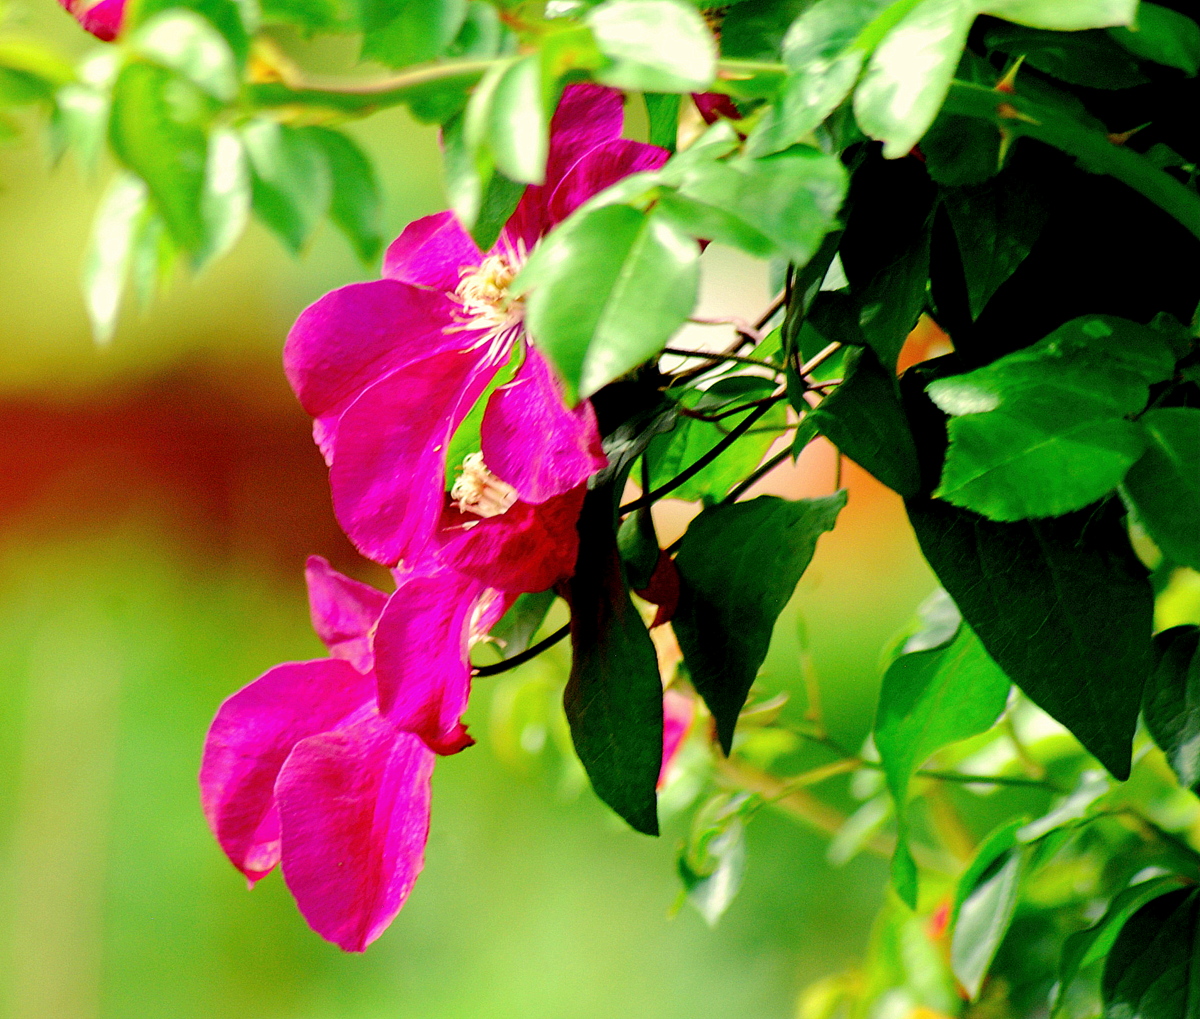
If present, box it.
[284,280,462,440]
[546,140,670,227]
[305,556,387,672]
[481,347,606,503]
[329,348,498,565]
[199,659,375,883]
[545,84,626,192]
[382,211,483,291]
[276,717,434,952]
[372,570,485,750]
[658,688,695,789]
[71,0,125,39]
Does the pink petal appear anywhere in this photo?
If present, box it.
[305,556,387,673]
[436,485,586,593]
[199,659,375,883]
[372,570,486,752]
[546,139,670,227]
[283,280,463,456]
[480,346,607,503]
[659,688,695,789]
[382,211,483,291]
[70,0,125,39]
[329,348,499,566]
[276,716,435,952]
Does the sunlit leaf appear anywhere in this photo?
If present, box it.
[1109,2,1200,74]
[200,125,249,264]
[361,0,468,68]
[304,127,384,263]
[587,0,717,93]
[951,848,1023,998]
[1124,408,1200,571]
[83,172,149,345]
[131,10,239,101]
[241,118,332,252]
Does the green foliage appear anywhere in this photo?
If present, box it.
[1124,409,1200,572]
[1102,887,1200,1019]
[1144,626,1200,792]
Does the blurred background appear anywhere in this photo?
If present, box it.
[0,4,938,1015]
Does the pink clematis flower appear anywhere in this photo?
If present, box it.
[283,83,668,573]
[58,0,125,40]
[200,556,509,952]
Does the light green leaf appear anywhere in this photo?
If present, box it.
[54,84,109,174]
[929,315,1176,521]
[952,818,1026,920]
[951,848,1023,999]
[486,53,550,185]
[303,127,383,263]
[83,172,149,346]
[361,0,467,68]
[678,793,752,926]
[200,125,249,264]
[1017,770,1109,842]
[854,0,977,159]
[241,117,332,252]
[130,209,176,309]
[1110,3,1200,74]
[587,0,717,93]
[981,0,1136,31]
[1124,408,1200,572]
[515,204,699,401]
[133,0,252,65]
[131,10,239,101]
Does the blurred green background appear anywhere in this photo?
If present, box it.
[0,4,936,1015]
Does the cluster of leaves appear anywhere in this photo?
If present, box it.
[9,0,1200,1011]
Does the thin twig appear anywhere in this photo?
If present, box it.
[662,347,783,373]
[473,623,570,677]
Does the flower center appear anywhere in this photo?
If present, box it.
[451,453,517,518]
[453,253,525,334]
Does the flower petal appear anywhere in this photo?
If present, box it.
[480,346,606,504]
[329,348,498,565]
[382,211,483,291]
[68,0,125,39]
[372,570,486,752]
[305,556,388,673]
[284,279,462,458]
[199,658,375,883]
[546,139,670,227]
[276,716,434,952]
[436,485,586,593]
[659,688,695,789]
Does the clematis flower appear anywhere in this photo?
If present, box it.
[200,556,509,952]
[283,83,668,574]
[57,0,125,40]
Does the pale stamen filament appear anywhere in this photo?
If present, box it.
[451,453,517,518]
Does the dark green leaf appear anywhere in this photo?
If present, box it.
[361,0,468,69]
[1057,876,1189,1011]
[241,118,332,252]
[929,316,1175,520]
[514,204,700,401]
[942,173,1048,319]
[643,92,680,151]
[564,485,664,836]
[905,497,1152,779]
[1143,626,1200,792]
[587,0,717,93]
[674,492,846,753]
[489,590,558,660]
[302,127,383,263]
[984,25,1149,89]
[810,345,921,496]
[920,112,1002,187]
[1109,3,1200,75]
[618,507,660,590]
[1102,887,1200,1019]
[109,63,212,254]
[719,0,812,60]
[952,848,1023,999]
[1124,408,1200,571]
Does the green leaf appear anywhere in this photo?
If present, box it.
[1017,769,1108,841]
[361,0,468,68]
[446,0,505,58]
[133,0,251,66]
[853,0,978,159]
[617,507,660,589]
[54,84,109,175]
[130,10,239,101]
[953,818,1026,921]
[241,118,332,252]
[303,127,383,263]
[929,316,1176,521]
[259,0,347,32]
[674,493,846,753]
[1109,3,1200,75]
[1102,887,1200,1019]
[0,39,75,96]
[674,147,849,266]
[109,63,212,254]
[645,377,787,502]
[515,203,699,401]
[920,111,1002,186]
[905,497,1152,779]
[1057,876,1189,1011]
[951,847,1023,999]
[719,0,812,60]
[678,793,752,926]
[1124,408,1200,572]
[810,345,921,496]
[129,208,176,310]
[199,125,250,264]
[984,24,1148,90]
[1143,626,1200,793]
[564,485,664,836]
[487,53,551,185]
[489,590,557,660]
[83,172,150,345]
[942,173,1048,318]
[587,0,717,92]
[643,92,680,151]
[981,0,1136,31]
